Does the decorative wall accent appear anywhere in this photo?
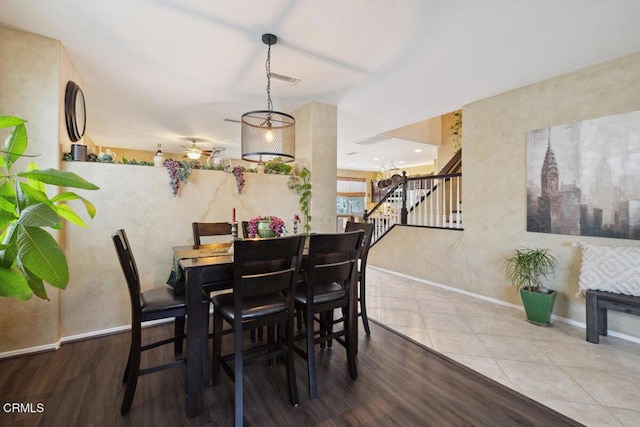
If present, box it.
[526,110,640,240]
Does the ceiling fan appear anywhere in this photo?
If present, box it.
[181,138,208,160]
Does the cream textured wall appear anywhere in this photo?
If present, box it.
[60,163,301,338]
[294,102,337,233]
[369,52,640,340]
[0,26,63,351]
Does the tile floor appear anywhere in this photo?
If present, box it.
[364,267,640,427]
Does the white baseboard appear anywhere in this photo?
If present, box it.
[369,266,640,345]
[0,342,61,359]
[0,317,173,360]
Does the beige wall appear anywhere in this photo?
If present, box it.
[370,51,640,340]
[293,102,337,233]
[0,26,65,352]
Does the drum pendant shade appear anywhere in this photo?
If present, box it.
[241,34,295,163]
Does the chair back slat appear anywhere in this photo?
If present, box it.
[241,221,250,238]
[345,221,373,262]
[306,231,363,291]
[240,269,297,297]
[192,222,232,245]
[233,235,305,303]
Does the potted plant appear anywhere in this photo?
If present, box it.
[0,116,99,301]
[504,247,558,326]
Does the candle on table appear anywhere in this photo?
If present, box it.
[232,208,236,223]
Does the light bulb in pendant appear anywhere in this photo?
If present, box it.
[265,127,274,143]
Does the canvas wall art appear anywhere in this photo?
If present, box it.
[526,110,640,240]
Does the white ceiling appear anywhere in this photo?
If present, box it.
[2,0,640,171]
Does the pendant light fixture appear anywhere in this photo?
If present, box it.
[241,33,295,163]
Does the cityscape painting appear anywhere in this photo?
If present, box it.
[526,110,640,240]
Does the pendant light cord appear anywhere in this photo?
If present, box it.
[266,44,273,111]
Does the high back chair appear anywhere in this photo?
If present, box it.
[112,229,186,415]
[294,230,363,399]
[241,221,250,238]
[344,221,374,335]
[192,222,233,246]
[211,235,305,426]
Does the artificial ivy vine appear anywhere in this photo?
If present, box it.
[287,167,312,234]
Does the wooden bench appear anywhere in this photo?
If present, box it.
[586,290,640,344]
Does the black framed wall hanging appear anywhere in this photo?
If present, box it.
[64,81,86,142]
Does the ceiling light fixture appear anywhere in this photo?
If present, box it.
[182,139,204,160]
[241,33,295,164]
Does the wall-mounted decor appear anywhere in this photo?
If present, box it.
[64,81,86,142]
[526,110,640,240]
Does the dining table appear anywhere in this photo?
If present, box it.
[173,238,360,418]
[173,242,234,418]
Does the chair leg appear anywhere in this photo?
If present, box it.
[327,310,334,348]
[359,277,371,336]
[267,325,276,367]
[319,312,327,349]
[346,306,358,380]
[319,310,334,349]
[234,319,244,427]
[212,311,223,384]
[122,346,132,383]
[285,319,299,406]
[306,305,318,399]
[296,308,304,332]
[121,326,142,415]
[174,315,185,355]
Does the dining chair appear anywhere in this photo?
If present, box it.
[294,230,363,399]
[192,221,248,340]
[345,220,374,336]
[192,221,233,246]
[211,235,305,426]
[112,229,186,415]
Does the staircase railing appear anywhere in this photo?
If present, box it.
[364,171,463,244]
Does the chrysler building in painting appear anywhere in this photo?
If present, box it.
[528,139,581,235]
[527,110,640,241]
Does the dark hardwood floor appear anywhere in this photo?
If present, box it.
[0,321,582,426]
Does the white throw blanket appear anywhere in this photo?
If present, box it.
[576,242,640,297]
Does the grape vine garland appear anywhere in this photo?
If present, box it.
[165,159,192,196]
[232,165,245,194]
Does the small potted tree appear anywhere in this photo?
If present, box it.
[504,248,558,326]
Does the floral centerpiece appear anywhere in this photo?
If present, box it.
[247,215,285,238]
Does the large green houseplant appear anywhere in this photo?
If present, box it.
[0,116,99,301]
[504,247,558,326]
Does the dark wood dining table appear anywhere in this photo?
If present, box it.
[174,242,234,417]
[174,239,359,418]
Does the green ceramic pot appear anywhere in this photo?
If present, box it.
[257,220,276,238]
[520,288,557,326]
